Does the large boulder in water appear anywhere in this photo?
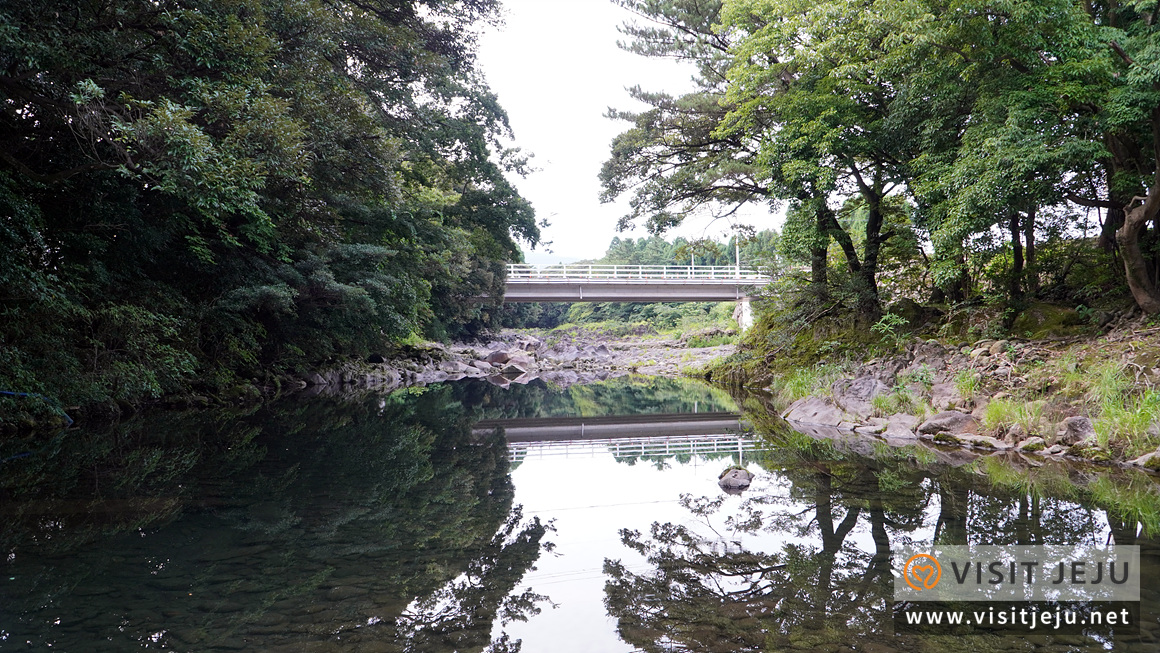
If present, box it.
[718,468,753,495]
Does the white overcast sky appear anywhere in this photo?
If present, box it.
[476,0,779,264]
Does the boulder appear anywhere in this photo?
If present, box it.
[485,350,512,365]
[831,376,890,419]
[917,411,980,436]
[718,468,754,494]
[592,344,613,361]
[499,363,527,377]
[1004,423,1027,443]
[1017,436,1046,452]
[989,339,1010,356]
[884,413,920,438]
[958,434,1012,450]
[1127,451,1160,471]
[508,352,535,369]
[1056,416,1096,445]
[471,360,493,372]
[930,383,965,411]
[782,397,845,427]
[304,372,328,387]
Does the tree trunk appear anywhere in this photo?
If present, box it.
[1116,104,1160,314]
[1024,207,1038,293]
[1117,201,1160,313]
[1008,212,1023,302]
[855,192,885,324]
[810,202,830,303]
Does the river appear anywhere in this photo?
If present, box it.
[2,376,1158,651]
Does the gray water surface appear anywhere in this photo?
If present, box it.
[2,376,1158,652]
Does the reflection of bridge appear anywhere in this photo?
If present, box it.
[473,412,747,441]
[501,264,769,303]
[471,413,754,462]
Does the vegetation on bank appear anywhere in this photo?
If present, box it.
[1,0,538,427]
[592,1,1160,461]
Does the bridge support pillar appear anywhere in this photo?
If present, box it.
[732,297,755,331]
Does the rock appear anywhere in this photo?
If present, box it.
[592,344,613,361]
[1018,436,1047,452]
[782,396,845,427]
[884,413,920,438]
[958,434,1011,450]
[485,350,512,365]
[440,360,472,374]
[970,347,989,359]
[304,372,327,386]
[930,382,965,411]
[718,468,753,494]
[932,432,963,445]
[1005,423,1027,443]
[1056,416,1096,445]
[484,374,510,388]
[1044,444,1066,455]
[499,363,527,377]
[989,339,1010,356]
[516,337,542,351]
[366,353,386,364]
[471,360,493,372]
[918,411,980,436]
[831,376,890,418]
[508,352,535,369]
[855,424,887,435]
[1127,451,1160,470]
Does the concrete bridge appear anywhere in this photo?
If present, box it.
[500,264,770,327]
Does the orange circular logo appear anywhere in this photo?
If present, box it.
[903,553,942,591]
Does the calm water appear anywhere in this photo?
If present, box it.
[2,376,1159,652]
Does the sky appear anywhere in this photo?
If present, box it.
[476,0,780,265]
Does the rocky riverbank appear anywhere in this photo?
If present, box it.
[296,326,737,396]
[771,332,1160,473]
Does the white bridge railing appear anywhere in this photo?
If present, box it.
[507,263,769,283]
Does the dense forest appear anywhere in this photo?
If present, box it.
[602,0,1160,333]
[1,0,537,419]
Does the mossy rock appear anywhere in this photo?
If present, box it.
[1068,443,1111,462]
[933,432,962,445]
[1011,303,1088,339]
[1021,441,1046,452]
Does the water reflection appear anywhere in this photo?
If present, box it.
[1,385,550,652]
[4,377,1160,652]
[602,428,1160,652]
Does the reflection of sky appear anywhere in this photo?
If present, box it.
[500,443,780,652]
[496,439,1125,651]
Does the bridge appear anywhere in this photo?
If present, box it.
[501,264,769,302]
[500,263,770,328]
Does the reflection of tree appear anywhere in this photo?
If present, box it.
[456,375,738,421]
[1,387,551,652]
[603,453,922,652]
[603,429,1160,652]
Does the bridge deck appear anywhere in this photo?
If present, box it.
[501,264,770,302]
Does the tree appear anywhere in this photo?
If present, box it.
[0,0,538,412]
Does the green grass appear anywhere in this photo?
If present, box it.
[981,397,1045,435]
[954,369,981,398]
[772,362,851,403]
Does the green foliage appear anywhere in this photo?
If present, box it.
[0,0,537,418]
[870,313,910,349]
